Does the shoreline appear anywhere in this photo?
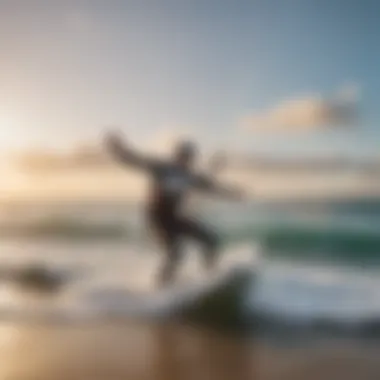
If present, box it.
[1,320,380,380]
[1,193,380,206]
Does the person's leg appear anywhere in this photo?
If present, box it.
[149,219,183,287]
[157,233,182,287]
[180,218,221,272]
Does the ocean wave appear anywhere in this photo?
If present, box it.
[0,217,129,240]
[225,224,380,265]
[0,257,378,340]
[1,216,380,264]
[1,306,380,341]
[249,310,380,341]
[0,280,380,341]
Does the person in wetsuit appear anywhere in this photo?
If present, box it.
[105,131,243,286]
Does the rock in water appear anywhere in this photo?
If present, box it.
[11,264,66,293]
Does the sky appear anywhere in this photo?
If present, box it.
[0,0,380,158]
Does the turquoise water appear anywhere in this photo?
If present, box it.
[1,200,379,265]
[0,199,380,337]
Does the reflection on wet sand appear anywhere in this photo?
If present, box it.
[1,321,380,380]
[153,323,256,380]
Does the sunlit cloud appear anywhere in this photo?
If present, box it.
[8,143,146,201]
[12,127,194,173]
[241,84,360,132]
[13,144,109,173]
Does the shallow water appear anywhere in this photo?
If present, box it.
[0,199,380,339]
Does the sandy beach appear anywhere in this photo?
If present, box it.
[1,320,380,380]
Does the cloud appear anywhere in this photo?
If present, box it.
[241,84,360,132]
[13,128,194,173]
[14,144,110,173]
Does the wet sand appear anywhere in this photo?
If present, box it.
[1,320,380,380]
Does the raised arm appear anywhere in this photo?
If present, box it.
[104,131,161,172]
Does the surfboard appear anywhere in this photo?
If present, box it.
[82,243,259,324]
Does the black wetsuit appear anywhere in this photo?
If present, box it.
[108,141,220,285]
[147,162,218,259]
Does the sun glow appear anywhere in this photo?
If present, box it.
[0,113,24,151]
